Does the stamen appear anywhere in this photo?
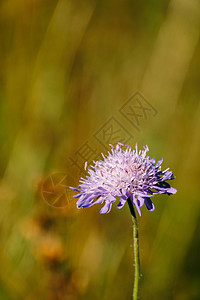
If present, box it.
[135,142,138,154]
[116,144,120,151]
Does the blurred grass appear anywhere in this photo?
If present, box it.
[0,0,200,299]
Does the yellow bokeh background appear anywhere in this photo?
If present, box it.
[0,0,200,299]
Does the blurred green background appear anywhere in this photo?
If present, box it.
[0,0,200,299]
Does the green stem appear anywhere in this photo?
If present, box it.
[127,197,140,300]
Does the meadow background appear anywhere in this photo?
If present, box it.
[0,0,200,299]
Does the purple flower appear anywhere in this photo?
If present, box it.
[70,143,177,216]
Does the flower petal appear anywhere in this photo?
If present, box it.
[156,158,163,167]
[137,195,145,207]
[73,194,82,198]
[100,201,111,214]
[166,187,177,194]
[114,190,122,197]
[107,195,117,203]
[144,198,155,211]
[117,196,127,209]
[77,194,94,208]
[161,171,173,181]
[132,195,141,216]
[70,187,80,192]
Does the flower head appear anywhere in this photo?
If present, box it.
[70,143,177,216]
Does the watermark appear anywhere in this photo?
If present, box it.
[40,91,157,207]
[70,140,98,177]
[119,92,158,131]
[41,173,75,208]
[94,116,133,149]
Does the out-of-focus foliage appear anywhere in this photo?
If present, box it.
[0,0,200,299]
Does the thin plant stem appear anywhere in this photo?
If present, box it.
[127,197,140,300]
